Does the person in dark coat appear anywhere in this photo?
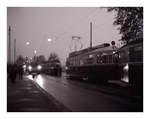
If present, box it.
[9,65,17,83]
[18,65,23,80]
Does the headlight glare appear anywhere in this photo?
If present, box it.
[37,65,42,70]
[28,65,32,71]
[65,66,68,70]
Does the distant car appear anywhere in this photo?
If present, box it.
[27,63,42,75]
[42,62,62,76]
[49,63,62,76]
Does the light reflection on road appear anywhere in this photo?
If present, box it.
[27,74,44,87]
[26,75,33,80]
[25,73,141,111]
[36,75,44,87]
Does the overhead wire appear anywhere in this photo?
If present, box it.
[55,7,100,40]
[57,7,114,40]
[52,7,117,51]
[79,16,115,37]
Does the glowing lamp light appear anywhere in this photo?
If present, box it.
[23,65,26,68]
[48,38,52,42]
[65,66,68,70]
[26,42,30,45]
[34,50,37,54]
[28,65,32,71]
[37,65,42,70]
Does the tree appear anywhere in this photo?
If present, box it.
[37,55,46,63]
[16,55,24,65]
[48,52,60,64]
[108,7,143,44]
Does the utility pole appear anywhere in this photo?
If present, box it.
[14,39,16,64]
[90,22,92,49]
[8,26,11,63]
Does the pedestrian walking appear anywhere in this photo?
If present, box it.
[9,65,17,83]
[18,65,23,80]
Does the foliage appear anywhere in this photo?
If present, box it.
[48,52,60,64]
[16,55,24,65]
[37,55,46,63]
[108,7,143,44]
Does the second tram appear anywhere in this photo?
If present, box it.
[117,40,143,86]
[42,62,62,77]
[66,43,120,82]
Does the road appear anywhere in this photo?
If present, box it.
[26,73,142,112]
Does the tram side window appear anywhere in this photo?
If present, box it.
[80,59,83,65]
[88,54,94,64]
[113,53,119,63]
[102,55,107,63]
[73,57,76,65]
[82,55,89,65]
[66,59,70,66]
[77,56,79,65]
[76,56,80,65]
[97,55,102,63]
[74,57,78,65]
[119,50,129,63]
[70,58,73,66]
[101,55,113,63]
[108,55,113,63]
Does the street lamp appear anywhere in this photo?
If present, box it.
[26,42,30,45]
[48,38,52,42]
[34,50,37,55]
[25,42,31,63]
[34,50,37,62]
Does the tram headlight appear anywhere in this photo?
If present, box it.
[37,65,42,70]
[28,65,32,71]
[23,64,26,69]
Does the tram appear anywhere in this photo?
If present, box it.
[66,43,120,82]
[117,40,143,86]
[42,62,62,77]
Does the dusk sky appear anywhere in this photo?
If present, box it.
[7,7,121,65]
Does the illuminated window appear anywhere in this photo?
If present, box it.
[97,55,102,63]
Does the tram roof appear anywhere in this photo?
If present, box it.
[90,46,116,54]
[119,39,143,50]
[69,43,116,57]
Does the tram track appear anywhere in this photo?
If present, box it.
[42,73,141,102]
[26,73,142,111]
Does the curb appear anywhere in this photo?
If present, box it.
[29,78,71,112]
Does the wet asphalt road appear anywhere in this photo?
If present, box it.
[26,73,142,112]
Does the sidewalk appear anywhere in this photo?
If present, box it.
[7,76,70,112]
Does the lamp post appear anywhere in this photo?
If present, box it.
[34,50,37,55]
[8,26,11,64]
[24,41,31,64]
[34,50,37,62]
[47,38,52,61]
[14,39,16,64]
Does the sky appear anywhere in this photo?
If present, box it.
[7,7,121,65]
